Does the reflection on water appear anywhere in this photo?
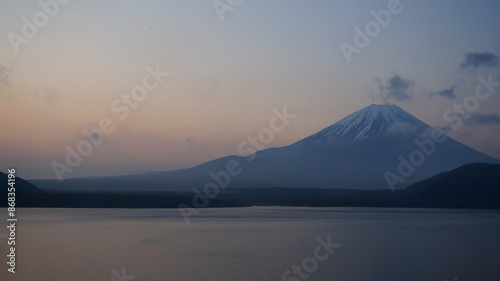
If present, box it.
[2,207,500,281]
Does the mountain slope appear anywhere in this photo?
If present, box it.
[0,172,44,195]
[400,163,500,207]
[1,172,45,207]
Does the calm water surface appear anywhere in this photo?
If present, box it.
[2,207,500,281]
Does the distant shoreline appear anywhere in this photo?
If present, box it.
[4,187,499,210]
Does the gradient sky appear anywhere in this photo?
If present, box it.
[1,0,500,179]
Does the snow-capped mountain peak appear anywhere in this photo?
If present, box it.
[296,104,430,145]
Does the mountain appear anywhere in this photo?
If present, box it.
[32,104,500,192]
[251,104,499,189]
[400,163,500,207]
[0,172,44,195]
[1,172,45,207]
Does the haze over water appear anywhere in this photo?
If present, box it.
[5,207,500,281]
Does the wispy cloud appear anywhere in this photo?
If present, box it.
[36,86,59,104]
[465,112,500,126]
[460,52,499,69]
[429,85,456,99]
[0,65,9,84]
[459,131,474,138]
[375,73,416,104]
[462,113,500,127]
[185,136,197,146]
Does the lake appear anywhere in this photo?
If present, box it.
[2,207,500,281]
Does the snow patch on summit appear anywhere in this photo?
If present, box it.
[295,104,431,145]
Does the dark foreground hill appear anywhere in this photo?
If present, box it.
[217,163,500,208]
[398,163,500,207]
[0,172,244,208]
[1,172,45,206]
[10,191,246,208]
[0,172,44,195]
[3,163,500,209]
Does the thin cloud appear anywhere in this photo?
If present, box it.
[465,112,500,126]
[460,52,499,69]
[429,85,456,99]
[376,73,416,104]
[36,86,59,104]
[185,136,197,146]
[85,130,109,144]
[0,65,9,84]
[459,131,474,138]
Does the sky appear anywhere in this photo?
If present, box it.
[1,0,500,179]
